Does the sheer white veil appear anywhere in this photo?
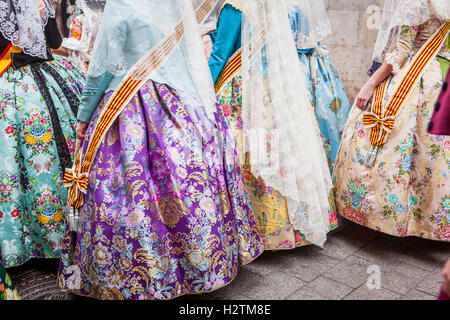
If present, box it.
[88,0,217,120]
[62,0,105,54]
[372,0,450,64]
[286,0,331,50]
[193,0,222,35]
[241,0,333,247]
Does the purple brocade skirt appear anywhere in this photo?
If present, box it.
[428,71,450,135]
[57,81,263,300]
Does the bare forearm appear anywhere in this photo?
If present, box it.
[367,61,393,88]
[356,61,393,110]
[52,46,69,57]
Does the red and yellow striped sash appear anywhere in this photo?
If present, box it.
[214,28,266,95]
[362,79,391,147]
[0,44,22,77]
[363,21,450,148]
[64,0,218,209]
[215,49,242,94]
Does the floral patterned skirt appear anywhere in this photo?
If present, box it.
[0,263,20,300]
[0,57,83,268]
[217,73,338,251]
[297,50,352,172]
[57,81,264,300]
[333,58,450,241]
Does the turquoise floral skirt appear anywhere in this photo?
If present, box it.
[0,57,84,268]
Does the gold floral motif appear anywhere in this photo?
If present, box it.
[91,284,125,300]
[218,189,231,217]
[131,266,152,288]
[129,180,148,201]
[99,203,115,226]
[156,198,190,229]
[95,151,115,177]
[106,122,119,146]
[186,171,209,190]
[124,161,144,180]
[166,235,188,255]
[134,248,155,265]
[186,152,204,170]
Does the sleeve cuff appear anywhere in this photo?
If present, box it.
[385,52,401,75]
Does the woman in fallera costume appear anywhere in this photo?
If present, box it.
[333,0,450,241]
[209,0,337,250]
[0,0,83,268]
[58,0,263,300]
[287,0,351,171]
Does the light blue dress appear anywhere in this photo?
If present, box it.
[289,5,351,172]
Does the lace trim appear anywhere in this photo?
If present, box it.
[0,0,55,59]
[372,0,449,63]
[241,0,333,246]
[385,52,401,74]
[221,0,242,13]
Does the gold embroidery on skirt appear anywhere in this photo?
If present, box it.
[156,198,190,229]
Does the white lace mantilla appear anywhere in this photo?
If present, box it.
[0,0,55,59]
[242,0,333,247]
[372,0,450,63]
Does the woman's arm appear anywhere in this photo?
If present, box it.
[356,25,419,110]
[356,62,393,110]
[76,72,114,140]
[77,72,114,123]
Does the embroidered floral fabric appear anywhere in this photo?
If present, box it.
[241,0,334,246]
[217,74,338,250]
[0,263,20,300]
[334,20,450,241]
[0,57,84,268]
[372,0,449,63]
[58,82,264,300]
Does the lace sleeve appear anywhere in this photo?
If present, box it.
[385,25,419,74]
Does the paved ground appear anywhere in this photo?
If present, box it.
[9,219,449,300]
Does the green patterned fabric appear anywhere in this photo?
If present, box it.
[0,56,84,268]
[438,56,449,80]
[0,263,20,300]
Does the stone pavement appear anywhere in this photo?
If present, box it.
[186,220,449,301]
[9,219,449,300]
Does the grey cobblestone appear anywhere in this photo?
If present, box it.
[11,221,448,300]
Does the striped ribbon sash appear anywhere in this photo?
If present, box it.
[64,0,218,215]
[363,21,450,168]
[215,49,242,94]
[214,28,266,95]
[0,44,22,76]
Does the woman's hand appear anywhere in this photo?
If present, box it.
[356,81,375,110]
[202,34,213,61]
[52,46,69,57]
[77,121,89,142]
